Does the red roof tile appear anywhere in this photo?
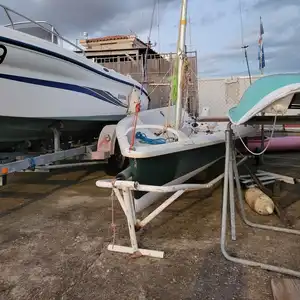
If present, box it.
[83,35,135,43]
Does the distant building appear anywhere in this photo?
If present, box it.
[78,34,159,61]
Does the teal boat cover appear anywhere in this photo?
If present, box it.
[228,73,300,125]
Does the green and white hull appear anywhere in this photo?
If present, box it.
[116,106,256,212]
[130,141,225,199]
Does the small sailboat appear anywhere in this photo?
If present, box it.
[115,0,257,210]
[95,6,300,260]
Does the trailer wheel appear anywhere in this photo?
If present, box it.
[105,141,128,176]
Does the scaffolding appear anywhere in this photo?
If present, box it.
[93,51,199,113]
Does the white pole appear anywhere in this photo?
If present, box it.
[122,188,139,252]
[175,0,188,130]
[138,190,185,227]
[51,26,54,44]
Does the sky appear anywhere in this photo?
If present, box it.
[0,0,299,78]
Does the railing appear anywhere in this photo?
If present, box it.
[5,21,60,44]
[94,51,197,64]
[0,4,85,55]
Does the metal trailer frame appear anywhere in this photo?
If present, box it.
[221,118,300,278]
[0,127,106,186]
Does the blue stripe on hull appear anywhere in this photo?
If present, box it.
[0,35,149,98]
[0,73,128,108]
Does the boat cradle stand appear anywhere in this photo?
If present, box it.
[95,155,248,259]
[222,117,300,278]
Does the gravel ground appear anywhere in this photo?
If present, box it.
[0,158,300,300]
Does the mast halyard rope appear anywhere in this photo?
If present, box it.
[129,0,157,150]
[157,0,161,53]
[142,0,157,87]
[188,15,192,52]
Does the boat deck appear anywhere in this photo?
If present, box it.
[0,155,300,299]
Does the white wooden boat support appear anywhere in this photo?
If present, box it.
[95,156,248,258]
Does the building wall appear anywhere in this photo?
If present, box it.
[198,75,261,116]
[197,75,300,132]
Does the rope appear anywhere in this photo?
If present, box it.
[28,157,36,170]
[110,180,117,246]
[141,0,157,91]
[179,57,191,126]
[235,111,278,156]
[188,15,192,52]
[129,0,157,150]
[148,64,173,97]
[157,0,160,53]
[135,131,166,144]
[129,103,141,150]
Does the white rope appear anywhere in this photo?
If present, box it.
[148,0,157,42]
[188,15,192,51]
[157,0,160,53]
[140,0,158,93]
[235,111,278,156]
[148,64,173,96]
[110,181,117,246]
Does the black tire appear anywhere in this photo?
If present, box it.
[105,140,128,176]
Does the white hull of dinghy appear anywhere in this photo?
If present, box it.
[116,105,258,159]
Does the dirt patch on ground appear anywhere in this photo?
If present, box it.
[0,162,300,299]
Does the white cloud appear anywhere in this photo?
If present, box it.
[199,0,300,76]
[0,0,178,38]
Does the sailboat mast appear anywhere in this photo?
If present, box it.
[174,0,188,130]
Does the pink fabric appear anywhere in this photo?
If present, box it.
[247,136,300,152]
